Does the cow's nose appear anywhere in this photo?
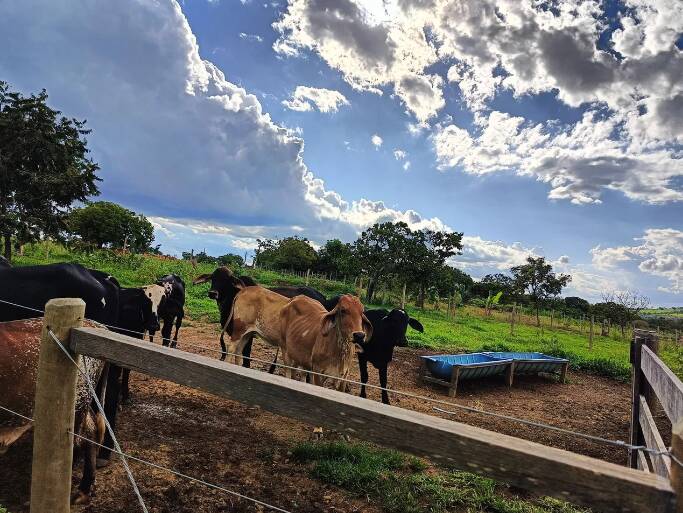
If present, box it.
[353,332,365,343]
[208,290,218,300]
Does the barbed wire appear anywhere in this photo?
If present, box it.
[0,404,293,513]
[1,296,680,466]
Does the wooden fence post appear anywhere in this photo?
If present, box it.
[589,316,594,350]
[643,330,660,410]
[31,298,85,513]
[305,268,311,285]
[401,283,406,310]
[671,420,683,513]
[510,304,516,336]
[629,333,644,468]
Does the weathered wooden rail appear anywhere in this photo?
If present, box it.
[630,329,683,513]
[30,300,681,513]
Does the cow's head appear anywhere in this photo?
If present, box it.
[381,309,424,347]
[192,267,244,304]
[322,294,373,353]
[141,284,167,332]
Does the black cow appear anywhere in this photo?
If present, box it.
[150,274,185,348]
[0,263,119,325]
[0,256,11,268]
[268,285,326,305]
[358,309,424,404]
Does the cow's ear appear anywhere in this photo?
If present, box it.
[321,306,338,336]
[192,274,212,285]
[408,318,424,333]
[362,314,373,342]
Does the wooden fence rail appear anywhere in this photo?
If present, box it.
[29,304,679,513]
[629,329,683,512]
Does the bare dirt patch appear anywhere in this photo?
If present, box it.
[1,321,633,512]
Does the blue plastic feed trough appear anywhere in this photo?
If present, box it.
[484,351,569,375]
[420,351,568,397]
[421,353,512,381]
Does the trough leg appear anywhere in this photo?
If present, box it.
[506,361,516,388]
[448,366,460,398]
[560,362,569,383]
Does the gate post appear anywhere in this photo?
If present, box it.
[629,332,644,468]
[30,298,85,513]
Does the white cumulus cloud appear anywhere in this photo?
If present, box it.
[371,134,383,148]
[282,85,349,113]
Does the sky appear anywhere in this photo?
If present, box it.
[0,0,681,305]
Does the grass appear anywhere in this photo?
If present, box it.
[11,242,683,380]
[291,441,588,513]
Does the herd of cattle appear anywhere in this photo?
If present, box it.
[0,262,423,503]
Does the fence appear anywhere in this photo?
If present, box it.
[12,299,683,513]
[630,329,683,498]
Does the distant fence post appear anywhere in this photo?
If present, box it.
[629,332,644,468]
[642,331,660,410]
[671,420,683,513]
[589,316,594,350]
[31,298,85,513]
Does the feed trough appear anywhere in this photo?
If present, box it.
[420,351,568,397]
[484,351,569,375]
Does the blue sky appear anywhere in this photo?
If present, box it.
[0,0,681,304]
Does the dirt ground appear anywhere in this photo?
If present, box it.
[1,321,647,513]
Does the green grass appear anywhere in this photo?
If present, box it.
[291,441,588,513]
[12,242,683,381]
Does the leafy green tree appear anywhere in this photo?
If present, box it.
[353,222,413,302]
[472,273,517,302]
[0,81,100,261]
[68,201,154,252]
[217,253,244,267]
[511,256,571,326]
[564,296,590,315]
[316,239,357,277]
[255,236,317,272]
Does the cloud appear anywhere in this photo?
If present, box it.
[590,228,683,293]
[433,110,683,204]
[239,32,263,43]
[452,236,537,276]
[0,0,452,246]
[282,85,349,112]
[274,0,683,203]
[371,134,383,148]
[403,161,411,171]
[393,149,407,160]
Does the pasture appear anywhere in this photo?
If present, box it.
[3,243,680,513]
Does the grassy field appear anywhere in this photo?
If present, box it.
[291,441,586,513]
[11,242,683,380]
[642,308,683,318]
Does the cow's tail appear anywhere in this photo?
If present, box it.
[268,348,279,374]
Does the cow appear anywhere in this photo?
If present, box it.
[150,274,185,348]
[0,318,107,504]
[117,285,167,405]
[279,294,372,390]
[192,267,255,361]
[268,285,327,305]
[357,308,424,404]
[221,285,291,365]
[0,263,119,325]
[0,255,11,268]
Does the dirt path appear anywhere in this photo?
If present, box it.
[1,321,634,512]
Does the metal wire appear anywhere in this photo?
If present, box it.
[0,404,292,513]
[1,296,680,465]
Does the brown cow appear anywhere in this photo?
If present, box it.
[221,285,291,365]
[279,294,372,390]
[0,318,106,504]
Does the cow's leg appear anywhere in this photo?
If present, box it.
[172,311,183,348]
[73,410,105,504]
[358,356,369,399]
[97,365,121,466]
[161,316,173,347]
[379,365,390,405]
[121,368,131,405]
[241,335,253,368]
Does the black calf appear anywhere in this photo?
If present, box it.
[358,309,424,404]
[150,274,186,348]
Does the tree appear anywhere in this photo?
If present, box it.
[254,236,317,272]
[316,239,357,277]
[68,201,154,252]
[511,256,571,326]
[602,290,650,339]
[0,81,100,261]
[564,296,590,316]
[472,273,516,303]
[353,222,413,302]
